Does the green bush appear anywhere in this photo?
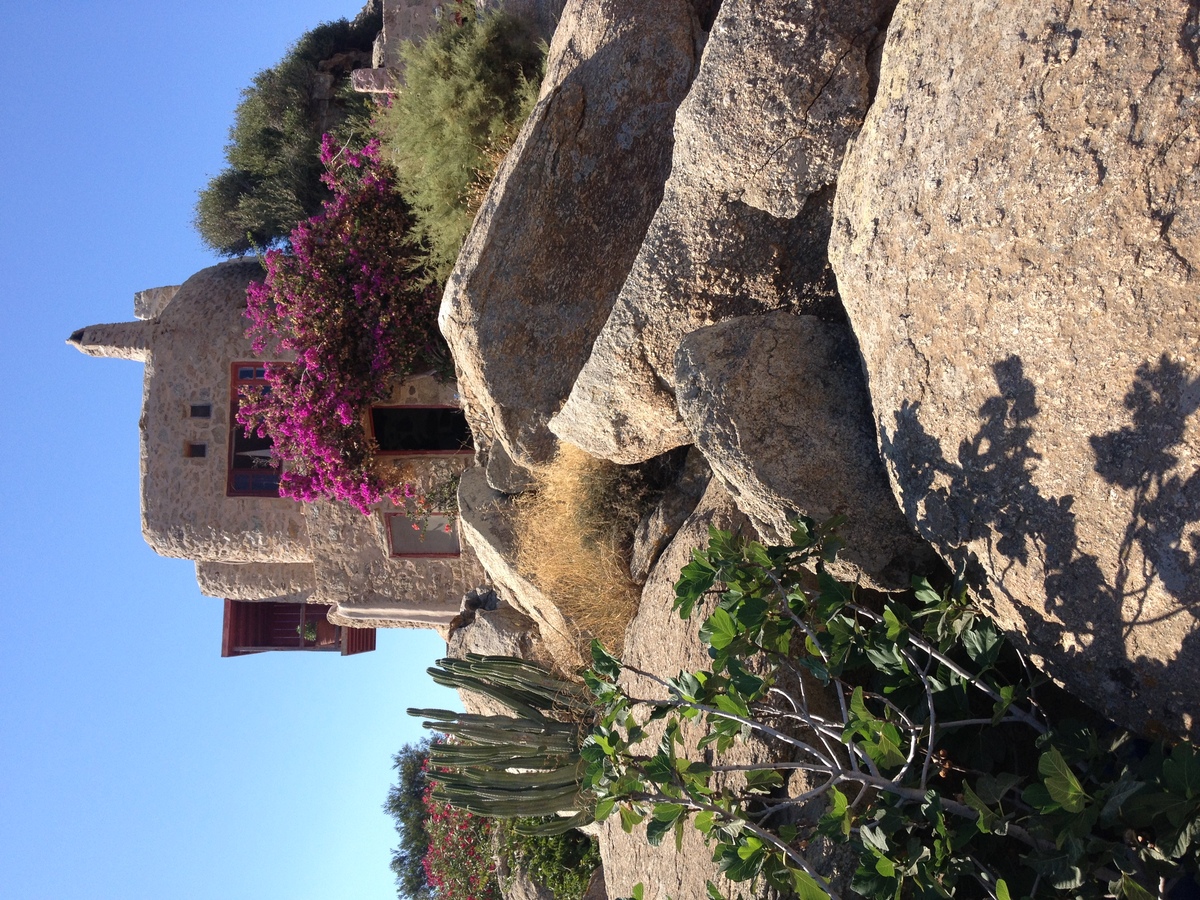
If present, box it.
[195,14,379,255]
[408,520,1200,897]
[581,522,1200,899]
[374,2,544,283]
[496,819,601,900]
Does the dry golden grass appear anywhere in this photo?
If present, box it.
[513,443,645,656]
[462,144,512,217]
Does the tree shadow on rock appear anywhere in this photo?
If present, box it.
[1091,355,1200,614]
[881,354,1200,737]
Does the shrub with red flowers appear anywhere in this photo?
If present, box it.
[238,134,443,512]
[422,769,501,900]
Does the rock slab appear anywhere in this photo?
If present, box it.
[550,0,893,464]
[457,465,582,669]
[629,448,712,584]
[830,0,1200,738]
[440,0,703,467]
[675,312,936,588]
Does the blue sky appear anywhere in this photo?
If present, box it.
[0,2,458,897]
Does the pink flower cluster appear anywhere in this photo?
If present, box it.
[238,135,442,513]
[422,767,500,900]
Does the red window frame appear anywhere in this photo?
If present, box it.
[227,363,282,497]
[383,511,462,558]
[369,404,475,456]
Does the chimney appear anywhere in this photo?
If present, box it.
[67,320,153,361]
[133,285,180,320]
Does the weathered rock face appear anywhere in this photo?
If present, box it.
[484,439,536,495]
[448,602,540,661]
[440,0,704,467]
[580,868,606,900]
[829,0,1200,738]
[675,312,937,588]
[549,0,893,464]
[495,857,554,900]
[457,465,582,668]
[448,598,556,716]
[628,448,712,584]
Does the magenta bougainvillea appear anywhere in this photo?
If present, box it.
[237,135,442,512]
[422,771,500,900]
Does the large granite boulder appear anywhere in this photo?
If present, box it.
[439,0,705,467]
[829,0,1200,738]
[675,312,937,588]
[549,0,894,464]
[447,600,553,717]
[447,598,539,661]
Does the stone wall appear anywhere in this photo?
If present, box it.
[134,285,179,321]
[353,0,567,91]
[477,0,566,42]
[194,561,317,600]
[69,320,153,361]
[138,260,310,564]
[305,497,486,627]
[374,0,444,69]
[304,371,485,623]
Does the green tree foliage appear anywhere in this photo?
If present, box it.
[195,13,379,255]
[385,738,435,900]
[581,523,1200,899]
[407,523,1200,897]
[374,2,544,282]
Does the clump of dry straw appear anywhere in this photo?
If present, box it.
[513,443,646,656]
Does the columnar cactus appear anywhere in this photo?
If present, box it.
[409,654,594,834]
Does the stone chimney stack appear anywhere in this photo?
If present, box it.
[67,320,153,361]
[133,285,180,320]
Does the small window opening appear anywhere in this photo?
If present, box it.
[185,443,207,458]
[190,404,212,418]
[385,512,461,557]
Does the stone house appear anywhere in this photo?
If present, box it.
[69,259,486,651]
[350,0,567,92]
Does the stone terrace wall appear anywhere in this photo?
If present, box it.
[306,497,486,628]
[194,561,317,601]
